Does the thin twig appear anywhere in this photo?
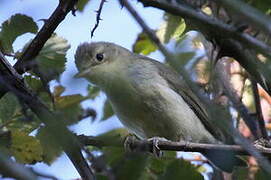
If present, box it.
[250,76,268,139]
[215,0,271,36]
[91,0,107,37]
[216,61,259,138]
[120,0,170,58]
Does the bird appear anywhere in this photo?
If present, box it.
[74,41,246,172]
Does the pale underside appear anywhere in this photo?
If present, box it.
[103,58,218,144]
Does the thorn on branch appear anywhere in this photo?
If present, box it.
[38,19,49,24]
[72,6,77,16]
[91,0,107,38]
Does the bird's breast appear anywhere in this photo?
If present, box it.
[103,63,216,143]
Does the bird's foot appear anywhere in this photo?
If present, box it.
[124,135,171,157]
[254,138,271,148]
[148,137,169,158]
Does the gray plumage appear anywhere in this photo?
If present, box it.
[75,42,246,172]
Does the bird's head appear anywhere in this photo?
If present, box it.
[74,42,132,86]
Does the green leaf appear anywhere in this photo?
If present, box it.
[11,130,43,164]
[24,75,43,92]
[96,175,108,180]
[141,152,177,179]
[0,92,41,132]
[0,14,38,53]
[233,167,249,180]
[158,159,203,180]
[77,0,91,12]
[255,169,271,180]
[157,13,186,44]
[32,34,70,82]
[102,142,149,180]
[54,86,87,125]
[148,157,167,175]
[115,153,149,180]
[133,32,158,55]
[247,0,271,13]
[55,94,86,109]
[0,93,20,123]
[101,99,114,121]
[25,76,53,109]
[175,52,196,67]
[36,127,62,164]
[0,131,11,156]
[53,85,65,97]
[56,98,84,125]
[234,167,271,180]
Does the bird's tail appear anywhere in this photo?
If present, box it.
[203,150,247,173]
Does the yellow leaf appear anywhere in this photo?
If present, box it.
[11,130,43,164]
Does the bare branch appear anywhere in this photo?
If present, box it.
[215,0,271,36]
[80,135,271,156]
[29,168,58,180]
[250,76,269,139]
[91,0,107,37]
[0,153,37,180]
[137,0,271,95]
[216,61,260,139]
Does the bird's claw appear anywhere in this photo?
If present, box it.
[124,135,169,157]
[148,137,169,158]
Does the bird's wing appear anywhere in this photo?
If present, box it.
[139,56,226,142]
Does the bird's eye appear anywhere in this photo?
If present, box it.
[96,53,104,62]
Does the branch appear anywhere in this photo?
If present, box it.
[79,135,271,156]
[30,168,58,180]
[0,52,94,180]
[0,153,37,180]
[91,0,107,37]
[137,0,271,95]
[216,61,260,139]
[0,153,58,180]
[251,76,268,139]
[14,0,79,74]
[138,0,271,58]
[120,0,271,173]
[221,39,271,95]
[0,0,79,99]
[215,0,271,36]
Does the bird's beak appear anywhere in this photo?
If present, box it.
[74,68,91,78]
